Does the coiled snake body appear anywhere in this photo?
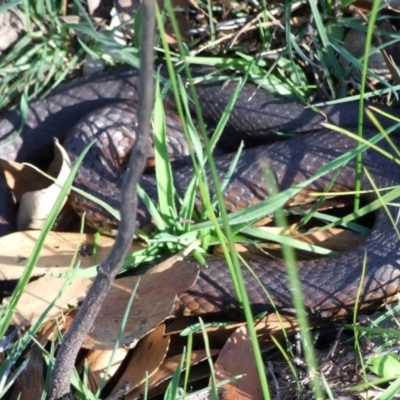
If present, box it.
[1,66,400,318]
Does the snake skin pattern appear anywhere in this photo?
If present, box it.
[1,65,400,317]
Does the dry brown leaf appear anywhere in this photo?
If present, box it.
[252,313,329,342]
[8,345,44,400]
[213,325,262,400]
[83,260,198,349]
[166,318,245,352]
[18,139,71,230]
[84,347,129,393]
[129,349,219,399]
[167,314,312,353]
[0,231,143,280]
[0,140,72,231]
[2,232,144,325]
[38,315,74,343]
[110,324,170,397]
[0,7,25,52]
[6,270,93,325]
[149,364,213,399]
[156,0,194,47]
[0,159,50,202]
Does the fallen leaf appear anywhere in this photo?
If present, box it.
[5,269,93,325]
[0,231,141,280]
[17,139,71,230]
[83,260,198,349]
[0,6,26,52]
[84,347,129,393]
[130,349,219,399]
[2,232,144,325]
[8,345,44,400]
[110,324,170,397]
[0,159,50,203]
[213,325,262,400]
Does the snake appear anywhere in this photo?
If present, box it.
[1,65,400,318]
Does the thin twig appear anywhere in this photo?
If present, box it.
[47,2,156,398]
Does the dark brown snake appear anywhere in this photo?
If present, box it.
[1,65,400,318]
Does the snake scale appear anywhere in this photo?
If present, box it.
[1,65,400,318]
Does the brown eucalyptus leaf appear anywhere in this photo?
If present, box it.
[84,348,129,393]
[2,232,143,325]
[0,158,51,201]
[5,271,93,325]
[0,7,26,52]
[110,324,170,397]
[0,231,134,280]
[83,260,198,349]
[129,349,219,399]
[17,139,71,230]
[213,325,262,400]
[8,345,44,400]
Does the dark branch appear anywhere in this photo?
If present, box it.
[47,2,156,398]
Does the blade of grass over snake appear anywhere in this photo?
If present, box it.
[137,186,164,229]
[200,318,218,399]
[289,209,370,235]
[176,77,208,230]
[177,77,204,159]
[365,109,400,158]
[188,55,297,95]
[322,185,400,234]
[323,123,400,164]
[162,1,271,397]
[262,161,324,399]
[164,349,185,400]
[295,166,347,231]
[369,105,400,123]
[191,133,382,234]
[364,167,400,239]
[242,226,336,256]
[354,1,382,212]
[222,130,393,227]
[312,83,400,106]
[177,70,248,216]
[352,253,368,386]
[216,142,244,197]
[206,71,249,151]
[329,39,394,90]
[153,75,178,232]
